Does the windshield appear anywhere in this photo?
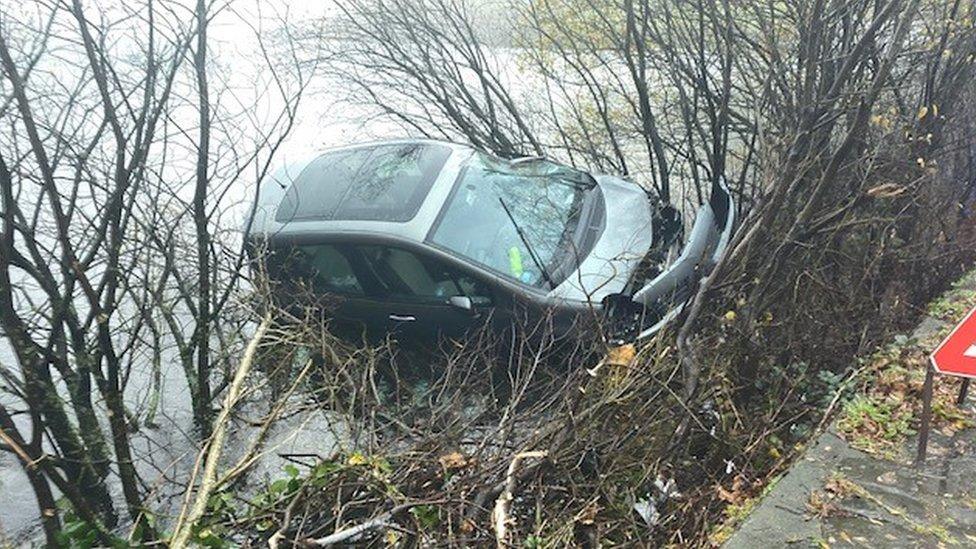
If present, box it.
[429,153,597,289]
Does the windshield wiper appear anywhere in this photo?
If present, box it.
[497,196,555,289]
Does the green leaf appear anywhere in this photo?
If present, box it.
[61,519,88,537]
[410,505,440,530]
[269,479,290,494]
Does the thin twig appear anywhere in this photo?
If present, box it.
[170,313,272,548]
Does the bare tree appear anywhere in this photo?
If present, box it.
[323,0,543,158]
[0,0,311,543]
[1,0,975,545]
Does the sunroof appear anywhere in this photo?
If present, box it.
[275,143,451,223]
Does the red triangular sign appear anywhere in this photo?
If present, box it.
[931,306,976,379]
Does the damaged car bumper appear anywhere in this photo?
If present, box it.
[604,180,735,341]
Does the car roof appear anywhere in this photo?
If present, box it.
[247,139,475,244]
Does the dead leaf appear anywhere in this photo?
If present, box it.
[577,502,600,525]
[717,476,748,505]
[438,452,469,471]
[876,471,897,485]
[716,484,738,504]
[605,344,636,367]
[807,490,836,518]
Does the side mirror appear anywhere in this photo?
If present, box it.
[448,295,473,312]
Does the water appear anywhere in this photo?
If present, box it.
[0,3,384,541]
[0,2,674,541]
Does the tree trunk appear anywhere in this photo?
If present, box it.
[193,0,213,437]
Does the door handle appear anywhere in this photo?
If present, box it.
[388,314,416,322]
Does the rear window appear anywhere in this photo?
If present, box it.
[275,143,451,223]
[267,244,364,296]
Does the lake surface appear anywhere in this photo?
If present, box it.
[0,4,683,540]
[0,3,394,540]
[0,2,547,538]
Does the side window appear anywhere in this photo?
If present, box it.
[456,275,493,306]
[358,245,493,305]
[275,244,364,296]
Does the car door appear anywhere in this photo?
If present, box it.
[354,244,496,340]
[266,241,388,339]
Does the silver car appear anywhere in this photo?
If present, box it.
[247,139,733,342]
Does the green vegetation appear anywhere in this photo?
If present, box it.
[708,496,761,546]
[838,393,915,459]
[188,453,410,547]
[54,515,127,549]
[927,275,976,322]
[834,272,976,462]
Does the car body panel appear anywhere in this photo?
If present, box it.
[547,175,654,304]
[330,292,493,342]
[261,230,522,340]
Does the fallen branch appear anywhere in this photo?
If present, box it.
[493,450,548,548]
[216,357,316,491]
[303,502,438,546]
[170,312,272,549]
[305,514,392,546]
[465,455,549,522]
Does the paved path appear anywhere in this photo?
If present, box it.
[726,293,976,548]
[725,423,976,547]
